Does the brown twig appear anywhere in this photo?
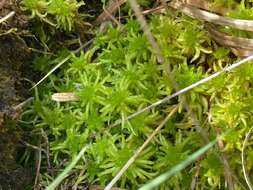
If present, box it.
[34,137,42,190]
[41,129,53,176]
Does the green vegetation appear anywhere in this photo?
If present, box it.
[8,0,253,189]
[20,0,84,30]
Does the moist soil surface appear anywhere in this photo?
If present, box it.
[0,0,34,189]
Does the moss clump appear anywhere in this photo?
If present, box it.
[15,0,253,189]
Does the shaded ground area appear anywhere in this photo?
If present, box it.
[0,129,33,190]
[0,0,34,189]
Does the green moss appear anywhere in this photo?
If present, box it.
[19,1,253,189]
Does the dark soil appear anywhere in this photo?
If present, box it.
[0,128,33,190]
[0,0,34,189]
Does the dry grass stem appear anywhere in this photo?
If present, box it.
[31,39,93,89]
[41,129,53,175]
[0,11,15,24]
[168,1,253,32]
[34,138,42,190]
[13,97,34,110]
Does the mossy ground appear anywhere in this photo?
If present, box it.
[1,0,253,189]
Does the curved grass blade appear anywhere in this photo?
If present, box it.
[46,145,89,190]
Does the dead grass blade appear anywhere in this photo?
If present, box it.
[31,39,93,89]
[0,11,15,24]
[31,55,72,89]
[13,97,34,110]
[34,137,42,190]
[205,24,253,57]
[168,1,253,32]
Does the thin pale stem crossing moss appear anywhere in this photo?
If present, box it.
[104,106,178,190]
[110,54,253,128]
